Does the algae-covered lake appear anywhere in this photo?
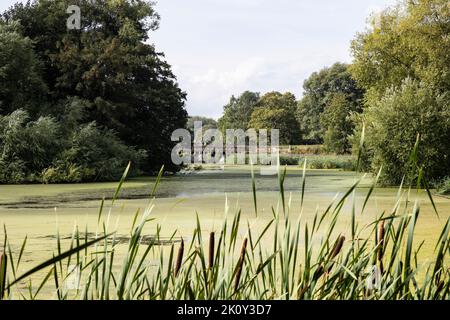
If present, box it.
[1,166,449,297]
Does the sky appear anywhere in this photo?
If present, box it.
[1,0,397,119]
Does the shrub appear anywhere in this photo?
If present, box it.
[279,155,299,165]
[0,110,62,181]
[0,110,147,183]
[299,155,356,171]
[290,145,323,155]
[359,79,450,184]
[41,163,82,184]
[62,122,146,181]
[0,158,26,184]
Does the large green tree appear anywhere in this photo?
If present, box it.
[360,79,450,184]
[249,91,301,145]
[350,0,449,96]
[350,0,450,184]
[0,21,47,114]
[320,93,357,154]
[297,63,364,143]
[218,91,259,131]
[1,0,187,172]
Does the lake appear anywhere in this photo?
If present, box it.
[1,166,449,297]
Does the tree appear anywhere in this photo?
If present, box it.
[250,91,301,145]
[360,78,450,185]
[257,91,297,114]
[218,91,259,131]
[297,63,364,143]
[186,116,218,133]
[2,0,187,173]
[0,21,47,115]
[350,0,449,96]
[350,0,450,183]
[320,93,356,154]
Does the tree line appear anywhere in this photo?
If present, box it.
[216,62,363,153]
[213,0,449,186]
[0,0,448,187]
[0,0,187,183]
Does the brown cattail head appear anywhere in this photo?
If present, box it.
[209,232,215,269]
[174,239,184,277]
[330,236,345,259]
[313,265,324,281]
[435,280,444,297]
[234,238,248,293]
[297,284,308,300]
[377,221,385,262]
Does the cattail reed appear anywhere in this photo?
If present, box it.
[330,236,345,259]
[434,280,444,298]
[208,232,215,269]
[0,253,7,299]
[319,236,346,275]
[234,238,248,293]
[378,221,385,272]
[174,239,184,277]
[297,284,308,300]
[313,265,324,281]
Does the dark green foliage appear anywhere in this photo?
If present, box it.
[350,0,450,184]
[0,110,145,183]
[0,0,187,179]
[297,63,364,143]
[0,21,47,115]
[0,110,61,183]
[218,91,260,131]
[61,122,146,181]
[320,93,359,154]
[357,79,450,185]
[186,116,218,133]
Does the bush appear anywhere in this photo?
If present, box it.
[61,122,147,181]
[279,155,299,165]
[0,110,147,183]
[299,155,356,171]
[0,158,26,184]
[41,163,83,184]
[289,145,323,155]
[359,79,450,184]
[0,110,62,182]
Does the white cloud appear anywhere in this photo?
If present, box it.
[178,49,349,119]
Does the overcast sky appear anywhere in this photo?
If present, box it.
[1,0,396,118]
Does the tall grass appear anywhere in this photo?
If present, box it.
[0,148,449,300]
